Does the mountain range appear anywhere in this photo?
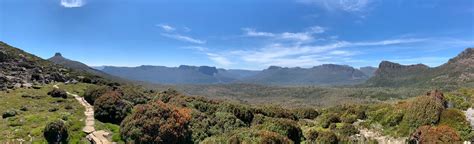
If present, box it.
[97,64,374,86]
[37,42,473,88]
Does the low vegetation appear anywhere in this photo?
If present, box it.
[1,81,473,143]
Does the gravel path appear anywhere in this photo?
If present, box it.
[54,85,112,144]
[354,119,407,144]
[466,108,474,129]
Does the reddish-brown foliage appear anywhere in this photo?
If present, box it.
[120,100,192,144]
[410,125,461,143]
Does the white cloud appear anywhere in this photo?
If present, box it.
[308,26,326,33]
[226,38,424,68]
[183,46,208,51]
[206,53,232,66]
[242,28,276,37]
[161,33,206,44]
[183,27,192,32]
[242,26,325,42]
[61,0,85,8]
[157,24,176,32]
[298,0,372,12]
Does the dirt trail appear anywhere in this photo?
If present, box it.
[466,108,474,129]
[354,120,407,144]
[54,85,112,144]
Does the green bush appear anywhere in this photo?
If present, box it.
[293,107,319,119]
[259,118,303,143]
[445,93,471,110]
[304,129,319,142]
[209,112,246,135]
[119,86,149,105]
[337,123,359,136]
[43,120,68,143]
[218,103,254,124]
[403,96,444,128]
[84,85,109,105]
[121,100,192,143]
[316,131,338,144]
[94,91,131,124]
[254,106,297,120]
[201,128,292,144]
[321,114,341,128]
[381,111,404,127]
[439,108,472,140]
[341,113,357,124]
[48,88,67,99]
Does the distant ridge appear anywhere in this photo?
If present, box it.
[98,64,373,86]
[101,65,259,84]
[239,64,370,86]
[47,52,128,83]
[366,48,474,88]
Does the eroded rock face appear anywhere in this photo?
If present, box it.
[0,50,8,62]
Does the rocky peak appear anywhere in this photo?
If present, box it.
[378,61,429,70]
[447,48,473,65]
[318,64,353,71]
[267,66,282,70]
[54,52,63,57]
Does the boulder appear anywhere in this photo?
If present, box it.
[22,83,32,88]
[2,110,17,118]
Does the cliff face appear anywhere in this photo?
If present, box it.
[366,48,474,88]
[241,64,370,86]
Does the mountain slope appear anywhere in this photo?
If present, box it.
[101,65,258,84]
[0,41,109,90]
[240,64,369,86]
[359,66,377,77]
[47,53,127,83]
[366,48,474,88]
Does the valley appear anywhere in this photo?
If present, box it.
[1,41,473,143]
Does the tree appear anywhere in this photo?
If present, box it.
[43,120,68,143]
[121,100,192,144]
[94,91,131,124]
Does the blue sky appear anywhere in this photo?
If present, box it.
[0,0,473,70]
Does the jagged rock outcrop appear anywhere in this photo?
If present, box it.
[241,64,370,86]
[365,48,474,88]
[0,41,107,91]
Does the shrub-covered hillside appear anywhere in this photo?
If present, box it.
[82,82,474,143]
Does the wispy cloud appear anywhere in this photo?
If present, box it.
[226,38,425,68]
[60,0,85,8]
[156,24,176,32]
[206,53,232,66]
[242,26,326,42]
[298,0,372,12]
[161,33,206,44]
[182,46,208,51]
